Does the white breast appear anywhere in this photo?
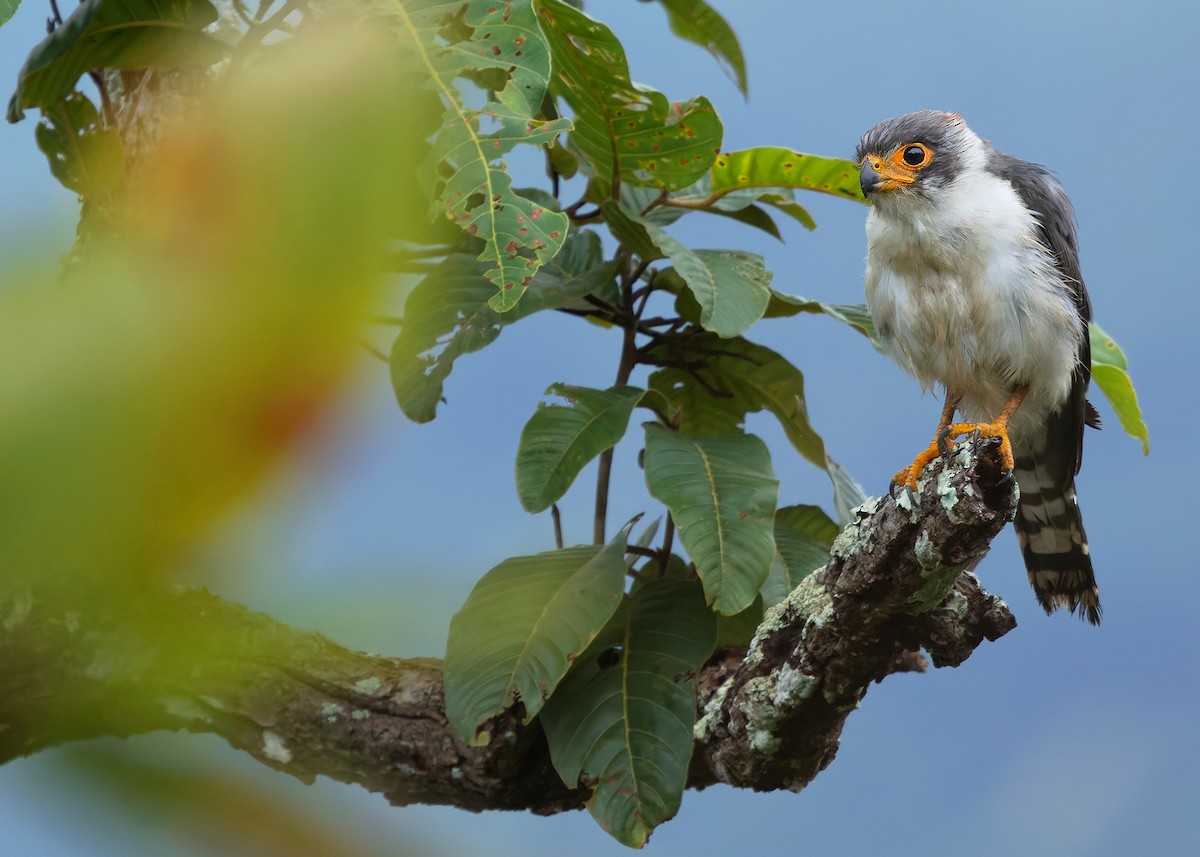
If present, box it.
[864,169,1082,441]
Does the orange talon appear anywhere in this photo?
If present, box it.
[899,386,1029,489]
[891,392,962,491]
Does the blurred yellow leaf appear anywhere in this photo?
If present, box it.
[0,19,430,590]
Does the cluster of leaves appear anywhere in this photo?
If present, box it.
[384,1,1150,846]
[383,0,880,844]
[2,0,1148,849]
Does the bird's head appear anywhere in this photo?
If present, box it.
[856,110,985,206]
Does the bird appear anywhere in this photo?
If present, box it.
[856,110,1101,624]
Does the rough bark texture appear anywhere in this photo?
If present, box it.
[0,437,1017,814]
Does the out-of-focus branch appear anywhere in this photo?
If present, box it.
[0,438,1016,812]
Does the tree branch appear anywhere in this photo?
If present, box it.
[0,437,1017,813]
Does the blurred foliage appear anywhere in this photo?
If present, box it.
[61,742,416,857]
[2,5,429,853]
[0,0,1150,850]
[2,12,420,594]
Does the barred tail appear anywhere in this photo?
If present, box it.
[1012,469,1101,624]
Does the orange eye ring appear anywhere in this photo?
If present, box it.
[893,143,931,169]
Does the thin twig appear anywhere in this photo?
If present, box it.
[232,0,308,69]
[624,545,659,560]
[594,249,642,544]
[657,193,721,211]
[568,207,603,224]
[360,340,388,362]
[86,70,115,127]
[639,190,669,217]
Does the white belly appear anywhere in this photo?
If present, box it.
[864,173,1082,444]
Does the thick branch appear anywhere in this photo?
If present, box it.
[692,436,1018,790]
[0,437,1016,812]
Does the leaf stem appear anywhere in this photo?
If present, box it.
[359,340,388,363]
[551,503,564,549]
[593,250,643,544]
[660,513,675,568]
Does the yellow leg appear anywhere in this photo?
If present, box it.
[941,385,1028,473]
[891,393,962,491]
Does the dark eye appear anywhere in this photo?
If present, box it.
[902,144,929,166]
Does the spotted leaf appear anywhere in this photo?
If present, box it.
[391,0,572,310]
[534,0,723,192]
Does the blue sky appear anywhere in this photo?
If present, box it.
[1,1,1196,855]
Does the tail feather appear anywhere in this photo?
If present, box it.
[1013,464,1101,624]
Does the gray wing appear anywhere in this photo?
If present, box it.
[988,149,1094,468]
[989,149,1101,623]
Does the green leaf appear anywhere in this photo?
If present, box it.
[826,455,870,525]
[34,91,123,195]
[391,242,616,422]
[761,505,838,606]
[540,578,716,847]
[643,425,779,614]
[534,0,723,192]
[600,200,664,261]
[8,0,224,122]
[707,202,784,241]
[626,517,661,571]
[646,334,872,521]
[758,192,816,231]
[444,534,629,745]
[709,147,865,205]
[641,0,747,96]
[715,592,763,646]
[648,333,828,467]
[516,384,645,512]
[644,222,772,337]
[1089,321,1149,454]
[0,0,22,30]
[764,292,878,343]
[391,0,572,311]
[667,173,817,233]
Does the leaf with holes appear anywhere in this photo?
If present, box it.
[761,505,839,606]
[643,425,778,614]
[534,0,723,192]
[517,384,644,513]
[391,0,572,310]
[443,534,629,745]
[1089,321,1149,454]
[8,0,224,122]
[540,578,716,848]
[391,241,616,422]
[34,91,123,195]
[709,147,865,205]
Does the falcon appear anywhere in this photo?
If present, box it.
[856,110,1101,623]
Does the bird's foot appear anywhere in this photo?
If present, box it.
[890,419,1015,495]
[889,440,946,493]
[941,421,1015,471]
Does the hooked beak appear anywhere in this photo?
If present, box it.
[859,155,916,197]
[860,159,882,196]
